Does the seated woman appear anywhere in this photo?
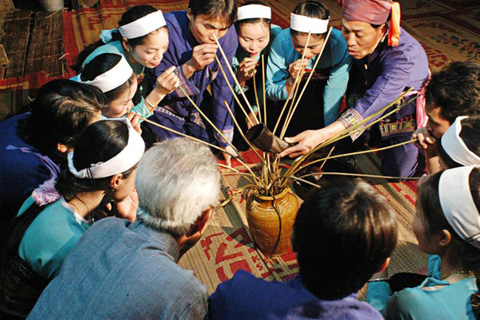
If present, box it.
[78,53,178,123]
[231,1,282,150]
[0,119,145,317]
[0,80,104,224]
[76,5,174,120]
[367,166,480,320]
[265,0,351,137]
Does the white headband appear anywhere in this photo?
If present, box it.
[237,5,271,20]
[439,166,480,249]
[118,10,167,39]
[441,116,480,166]
[290,13,329,34]
[68,118,145,179]
[79,55,133,93]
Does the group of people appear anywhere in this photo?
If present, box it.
[1,0,480,319]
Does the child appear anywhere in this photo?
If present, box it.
[0,119,145,316]
[367,166,480,320]
[232,1,282,149]
[209,178,397,320]
[265,0,351,136]
[77,5,176,119]
[79,53,178,120]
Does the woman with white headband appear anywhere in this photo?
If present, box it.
[79,53,177,127]
[265,1,351,137]
[76,5,178,122]
[367,166,480,319]
[231,1,282,150]
[0,119,144,316]
[438,116,480,171]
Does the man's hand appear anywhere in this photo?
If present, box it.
[183,44,218,77]
[279,129,326,158]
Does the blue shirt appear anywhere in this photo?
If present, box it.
[0,113,60,221]
[340,27,429,140]
[28,218,208,320]
[367,276,477,319]
[209,270,384,320]
[265,28,351,126]
[147,11,238,146]
[18,196,92,279]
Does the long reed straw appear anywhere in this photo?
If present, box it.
[281,27,333,139]
[213,34,259,125]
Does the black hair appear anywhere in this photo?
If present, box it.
[80,53,137,104]
[19,79,106,154]
[438,116,480,169]
[290,1,329,40]
[75,5,167,72]
[293,178,397,300]
[55,120,138,201]
[418,169,480,319]
[426,61,480,124]
[235,1,271,29]
[188,0,237,25]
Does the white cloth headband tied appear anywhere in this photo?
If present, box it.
[119,10,167,39]
[439,165,480,249]
[237,5,271,20]
[68,118,145,179]
[79,55,133,93]
[290,13,329,34]
[441,116,480,166]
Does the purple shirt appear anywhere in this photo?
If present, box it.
[0,113,60,221]
[147,11,238,146]
[340,27,429,140]
[209,270,384,320]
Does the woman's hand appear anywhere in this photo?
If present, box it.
[115,189,139,222]
[237,57,258,85]
[287,58,309,82]
[279,129,326,158]
[154,66,180,96]
[126,112,142,135]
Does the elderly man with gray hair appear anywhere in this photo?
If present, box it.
[27,139,221,320]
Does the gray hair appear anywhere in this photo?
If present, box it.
[136,138,221,236]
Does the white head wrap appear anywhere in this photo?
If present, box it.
[118,10,167,39]
[79,54,133,93]
[237,4,271,21]
[439,166,480,249]
[441,116,480,166]
[290,13,329,34]
[68,118,145,179]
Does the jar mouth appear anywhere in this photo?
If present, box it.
[253,187,291,200]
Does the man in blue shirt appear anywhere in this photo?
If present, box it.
[28,139,221,320]
[146,0,238,165]
[209,178,397,320]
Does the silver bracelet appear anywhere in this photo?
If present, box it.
[368,278,390,283]
[145,97,155,110]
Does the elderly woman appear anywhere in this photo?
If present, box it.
[28,139,221,320]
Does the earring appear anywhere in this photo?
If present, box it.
[111,186,118,192]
